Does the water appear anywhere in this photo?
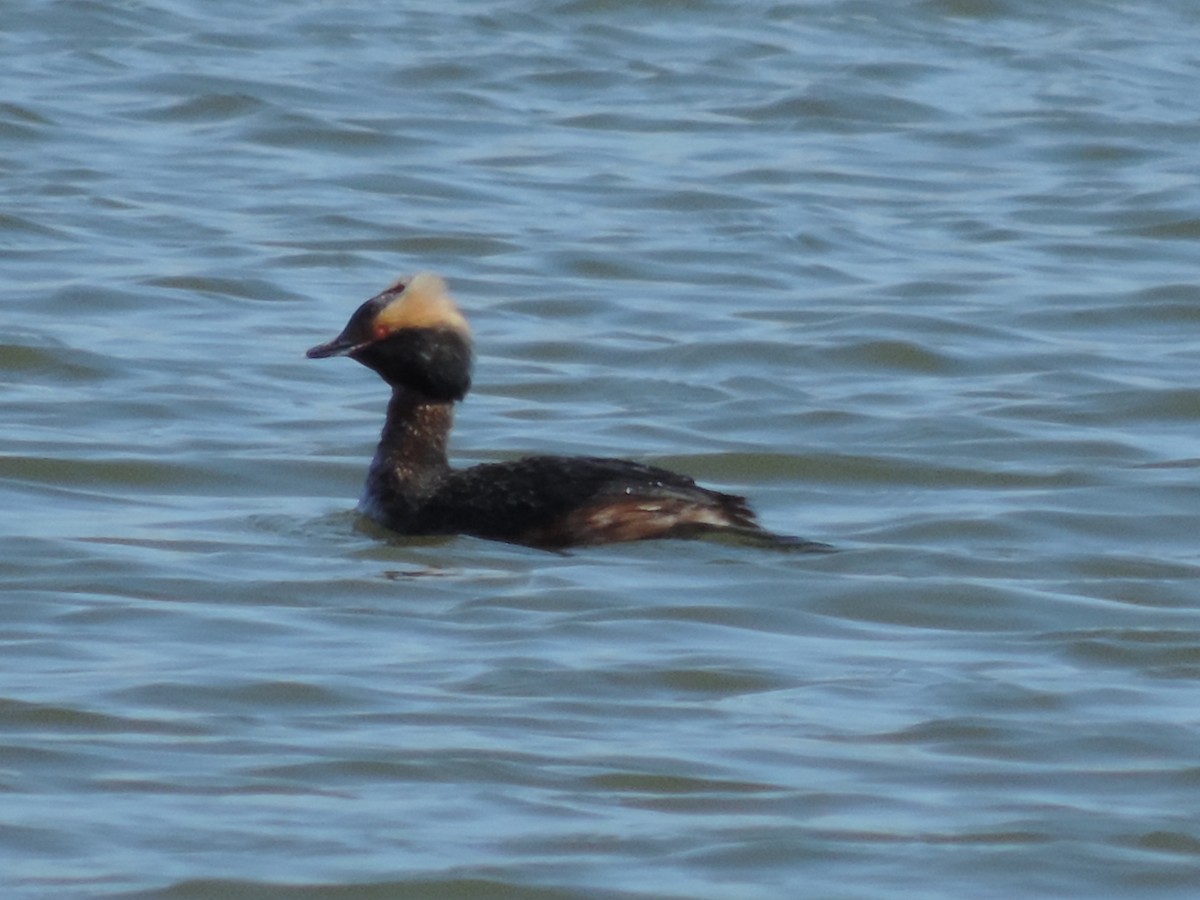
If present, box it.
[4,1,1200,897]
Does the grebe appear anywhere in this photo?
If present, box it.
[307,273,830,551]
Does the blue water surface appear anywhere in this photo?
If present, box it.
[3,1,1200,898]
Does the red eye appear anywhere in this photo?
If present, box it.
[374,324,389,340]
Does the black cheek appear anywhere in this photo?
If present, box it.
[420,337,472,401]
[357,329,473,401]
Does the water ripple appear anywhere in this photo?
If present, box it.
[5,1,1200,898]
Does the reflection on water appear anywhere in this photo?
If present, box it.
[4,1,1200,898]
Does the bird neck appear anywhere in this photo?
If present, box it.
[366,387,455,501]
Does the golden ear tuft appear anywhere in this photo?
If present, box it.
[375,272,471,337]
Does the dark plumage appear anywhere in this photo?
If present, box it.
[307,273,831,551]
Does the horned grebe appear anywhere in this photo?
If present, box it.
[307,273,830,551]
